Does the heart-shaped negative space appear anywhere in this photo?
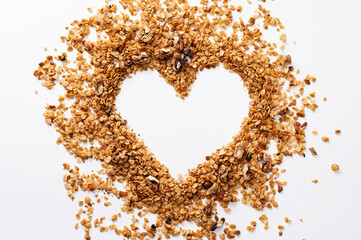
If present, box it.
[116,67,249,177]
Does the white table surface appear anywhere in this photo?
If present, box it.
[1,0,361,239]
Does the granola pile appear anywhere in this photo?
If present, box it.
[33,0,318,239]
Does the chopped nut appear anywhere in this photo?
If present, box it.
[206,183,219,196]
[234,142,246,159]
[203,181,212,190]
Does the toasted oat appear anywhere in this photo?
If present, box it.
[331,164,339,171]
[280,33,287,42]
[312,131,318,135]
[322,137,329,142]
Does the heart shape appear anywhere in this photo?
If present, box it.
[34,2,312,238]
[116,68,249,177]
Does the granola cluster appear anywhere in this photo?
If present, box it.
[34,0,318,239]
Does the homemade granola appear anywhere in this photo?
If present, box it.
[34,0,319,239]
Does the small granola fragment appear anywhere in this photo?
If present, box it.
[322,136,329,142]
[280,33,287,42]
[331,164,339,171]
[309,147,317,156]
[335,130,341,134]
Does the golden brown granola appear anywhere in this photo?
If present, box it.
[34,0,319,239]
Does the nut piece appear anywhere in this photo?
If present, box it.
[203,204,212,216]
[147,175,159,184]
[203,181,212,190]
[242,164,250,181]
[136,27,154,43]
[216,217,225,228]
[234,142,246,159]
[331,164,339,171]
[206,183,219,196]
[262,153,273,173]
[270,105,288,117]
[154,48,174,60]
[281,54,292,66]
[182,48,194,58]
[309,147,317,156]
[132,52,151,65]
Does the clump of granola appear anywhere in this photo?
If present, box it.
[34,0,319,239]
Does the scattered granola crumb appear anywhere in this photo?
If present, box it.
[280,45,285,50]
[284,217,291,223]
[280,169,286,173]
[312,131,318,135]
[87,7,93,12]
[335,130,341,134]
[309,147,317,156]
[280,33,287,42]
[278,225,284,230]
[323,97,327,101]
[331,164,340,171]
[279,231,283,236]
[34,90,38,94]
[75,223,79,229]
[44,47,48,51]
[111,215,118,221]
[312,179,318,183]
[300,219,303,222]
[247,225,256,232]
[322,137,330,142]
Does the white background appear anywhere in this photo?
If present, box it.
[1,0,361,239]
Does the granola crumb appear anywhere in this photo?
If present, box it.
[335,130,341,134]
[312,179,318,183]
[322,136,329,142]
[278,225,284,230]
[34,90,38,94]
[247,225,255,232]
[284,217,291,223]
[331,164,340,171]
[87,7,93,12]
[323,97,327,101]
[111,215,118,221]
[312,131,318,135]
[279,231,283,236]
[280,45,285,50]
[309,147,317,156]
[280,33,287,42]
